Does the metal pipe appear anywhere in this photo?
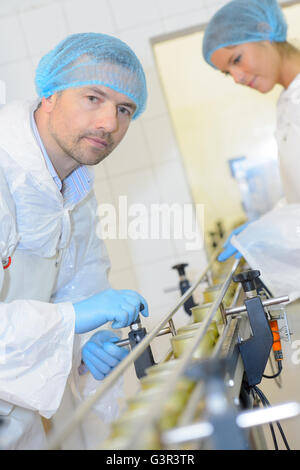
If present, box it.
[168,318,177,336]
[123,258,241,449]
[46,245,226,450]
[225,296,289,316]
[169,271,243,431]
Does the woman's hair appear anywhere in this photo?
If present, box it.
[203,0,287,68]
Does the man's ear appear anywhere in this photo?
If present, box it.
[41,95,56,112]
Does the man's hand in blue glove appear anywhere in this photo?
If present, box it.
[74,288,149,334]
[81,330,128,381]
[218,223,249,262]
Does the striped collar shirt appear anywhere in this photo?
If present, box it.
[30,110,93,206]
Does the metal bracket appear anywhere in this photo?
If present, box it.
[238,296,273,387]
[128,322,156,379]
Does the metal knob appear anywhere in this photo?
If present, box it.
[233,270,261,294]
[172,263,189,276]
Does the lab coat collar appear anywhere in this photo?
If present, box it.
[0,100,95,207]
[0,99,56,188]
[278,72,300,104]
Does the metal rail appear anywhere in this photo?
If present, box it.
[171,277,243,434]
[47,245,228,449]
[117,258,241,449]
[225,296,289,316]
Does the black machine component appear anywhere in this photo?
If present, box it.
[128,312,156,379]
[233,270,274,387]
[216,220,225,239]
[208,232,218,249]
[172,263,197,316]
[208,220,225,249]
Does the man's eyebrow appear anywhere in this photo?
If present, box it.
[85,87,136,111]
[86,87,108,97]
[123,101,137,111]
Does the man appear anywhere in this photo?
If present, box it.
[0,32,149,449]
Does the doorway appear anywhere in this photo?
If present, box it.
[152,2,300,247]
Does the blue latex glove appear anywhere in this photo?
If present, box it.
[81,330,129,380]
[218,223,249,262]
[74,288,148,334]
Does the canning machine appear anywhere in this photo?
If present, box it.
[47,249,300,450]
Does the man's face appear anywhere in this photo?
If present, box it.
[45,84,137,167]
[211,41,281,93]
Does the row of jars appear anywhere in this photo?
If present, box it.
[101,302,225,449]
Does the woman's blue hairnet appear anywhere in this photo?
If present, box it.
[203,0,288,68]
[35,33,147,119]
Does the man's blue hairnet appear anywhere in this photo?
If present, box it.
[35,33,147,119]
[203,0,287,68]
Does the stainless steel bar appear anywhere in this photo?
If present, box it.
[219,302,227,325]
[123,258,241,449]
[46,246,225,450]
[225,296,289,316]
[174,277,242,430]
[168,318,177,336]
[121,269,289,449]
[212,283,242,358]
[230,282,243,308]
[212,315,233,359]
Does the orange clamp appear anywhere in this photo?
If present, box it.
[269,319,283,361]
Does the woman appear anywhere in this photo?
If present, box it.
[202,0,300,299]
[204,0,300,204]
